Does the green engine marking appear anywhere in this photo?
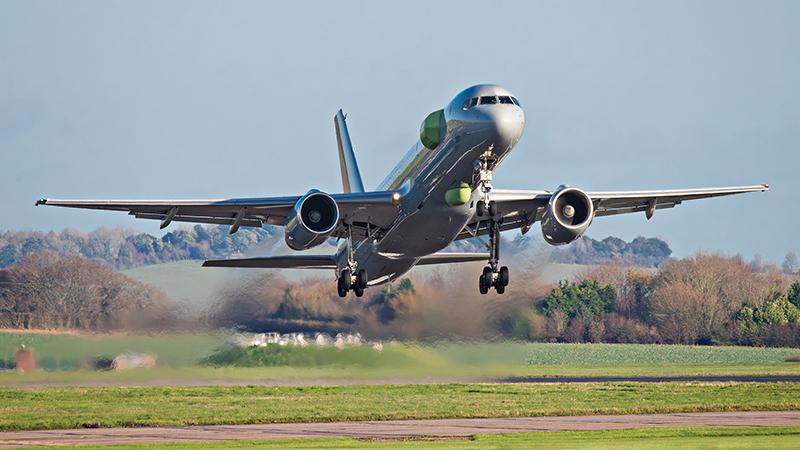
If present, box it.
[420,109,445,149]
[445,182,471,206]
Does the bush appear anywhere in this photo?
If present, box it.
[541,280,616,323]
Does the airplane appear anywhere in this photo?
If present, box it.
[37,84,769,297]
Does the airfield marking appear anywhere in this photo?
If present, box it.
[1,411,799,447]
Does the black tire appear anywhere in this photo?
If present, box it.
[337,278,348,298]
[488,200,498,217]
[354,286,364,297]
[479,276,489,295]
[341,269,352,290]
[498,266,509,287]
[495,284,505,294]
[483,266,493,276]
[356,269,368,289]
[476,200,486,217]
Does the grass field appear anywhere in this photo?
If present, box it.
[2,332,800,384]
[1,382,799,431]
[26,427,800,450]
[0,331,223,370]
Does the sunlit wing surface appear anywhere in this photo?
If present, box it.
[456,184,769,240]
[202,255,336,269]
[36,189,404,239]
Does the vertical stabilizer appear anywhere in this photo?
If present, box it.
[334,110,365,193]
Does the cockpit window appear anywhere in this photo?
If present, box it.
[463,95,519,110]
[462,97,479,110]
[511,96,521,106]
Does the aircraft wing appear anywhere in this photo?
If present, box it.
[456,184,769,240]
[203,255,336,269]
[416,252,490,265]
[36,189,404,239]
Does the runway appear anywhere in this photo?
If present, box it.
[1,411,798,448]
[5,374,800,388]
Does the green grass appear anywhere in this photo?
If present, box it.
[0,331,224,370]
[1,382,800,431]
[2,333,800,384]
[17,427,800,449]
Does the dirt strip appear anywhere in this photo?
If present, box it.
[1,411,799,448]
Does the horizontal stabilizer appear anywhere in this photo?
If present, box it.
[203,255,336,269]
[416,252,490,266]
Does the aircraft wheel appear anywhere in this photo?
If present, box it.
[498,266,509,287]
[356,269,368,289]
[341,269,352,290]
[476,200,486,217]
[495,284,505,294]
[354,286,364,297]
[488,200,498,217]
[337,277,348,298]
[479,275,489,295]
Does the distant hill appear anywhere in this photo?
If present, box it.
[0,225,672,271]
[548,235,672,267]
[445,234,672,268]
[0,225,278,270]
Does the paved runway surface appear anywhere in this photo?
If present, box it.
[6,374,800,388]
[1,411,798,448]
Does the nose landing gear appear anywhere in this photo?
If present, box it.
[474,154,509,295]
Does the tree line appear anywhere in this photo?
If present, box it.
[207,253,799,347]
[0,252,176,331]
[538,255,800,347]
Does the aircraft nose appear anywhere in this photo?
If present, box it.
[477,105,525,149]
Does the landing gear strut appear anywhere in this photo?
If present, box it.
[474,152,509,295]
[478,214,510,294]
[337,224,368,298]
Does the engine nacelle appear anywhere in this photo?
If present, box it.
[284,190,339,251]
[540,186,594,246]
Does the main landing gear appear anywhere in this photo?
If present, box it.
[337,224,368,298]
[474,152,509,295]
[337,267,368,298]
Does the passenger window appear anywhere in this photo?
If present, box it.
[479,96,498,105]
[499,96,513,104]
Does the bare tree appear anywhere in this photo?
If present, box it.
[0,252,175,331]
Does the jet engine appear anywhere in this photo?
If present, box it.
[284,190,340,250]
[540,186,594,245]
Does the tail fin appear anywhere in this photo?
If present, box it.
[334,109,365,193]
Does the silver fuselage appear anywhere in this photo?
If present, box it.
[335,84,525,285]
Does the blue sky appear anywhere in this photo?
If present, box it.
[1,0,798,261]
